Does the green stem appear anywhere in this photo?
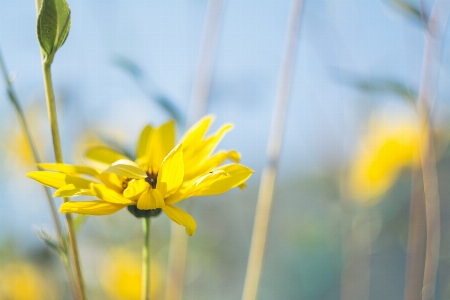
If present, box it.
[0,51,64,245]
[41,60,87,300]
[142,217,151,300]
[0,49,78,298]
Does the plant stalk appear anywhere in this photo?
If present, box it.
[0,49,77,299]
[41,60,86,300]
[241,1,303,300]
[142,217,151,300]
[403,168,426,300]
[165,1,225,299]
[416,1,450,299]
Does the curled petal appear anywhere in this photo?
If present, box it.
[184,150,240,181]
[137,189,165,210]
[54,184,95,197]
[162,205,197,236]
[166,164,253,204]
[92,184,134,205]
[102,159,147,179]
[123,179,149,201]
[98,173,123,194]
[193,164,253,196]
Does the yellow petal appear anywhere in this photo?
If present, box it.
[136,125,153,162]
[60,201,126,215]
[37,163,99,177]
[166,170,228,204]
[54,184,95,197]
[137,189,165,210]
[102,159,147,179]
[98,173,123,193]
[166,164,253,204]
[86,146,129,165]
[180,115,214,148]
[162,205,197,236]
[92,184,134,205]
[27,171,93,190]
[123,179,149,201]
[194,164,253,196]
[183,123,233,173]
[144,120,175,172]
[156,143,184,197]
[200,123,233,156]
[184,150,240,181]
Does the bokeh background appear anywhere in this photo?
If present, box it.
[1,0,450,299]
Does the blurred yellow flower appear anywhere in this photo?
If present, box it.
[100,248,162,300]
[28,116,253,235]
[348,110,423,203]
[0,261,58,300]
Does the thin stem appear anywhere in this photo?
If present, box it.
[165,1,225,299]
[141,217,151,300]
[415,1,450,299]
[41,60,86,300]
[340,210,371,300]
[0,49,77,298]
[241,1,303,300]
[0,51,64,245]
[404,168,426,300]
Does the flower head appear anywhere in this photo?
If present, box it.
[28,116,253,235]
[100,247,162,299]
[348,110,423,203]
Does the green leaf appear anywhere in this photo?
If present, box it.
[384,0,426,26]
[112,55,184,124]
[333,69,417,104]
[33,226,66,257]
[355,78,417,104]
[37,0,71,58]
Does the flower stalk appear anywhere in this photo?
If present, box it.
[0,49,77,298]
[241,1,303,300]
[40,55,86,300]
[166,1,225,299]
[415,2,449,299]
[141,217,151,300]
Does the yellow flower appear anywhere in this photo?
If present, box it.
[27,116,253,235]
[100,248,162,299]
[348,110,423,203]
[0,261,58,300]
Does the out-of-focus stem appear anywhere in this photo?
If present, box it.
[141,217,151,300]
[415,1,450,299]
[0,49,77,298]
[165,1,225,299]
[404,168,426,300]
[340,210,371,300]
[186,0,225,127]
[0,51,64,246]
[241,1,303,300]
[41,60,86,300]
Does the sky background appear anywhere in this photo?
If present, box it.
[0,0,449,299]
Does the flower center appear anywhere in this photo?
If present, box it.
[145,171,158,189]
[121,178,132,191]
